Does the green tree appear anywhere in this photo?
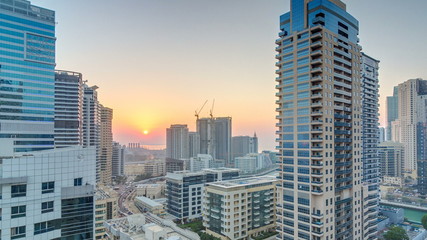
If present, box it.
[422,214,427,229]
[134,173,152,182]
[383,226,409,240]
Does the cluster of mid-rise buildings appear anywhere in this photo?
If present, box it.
[380,78,427,194]
[165,118,276,174]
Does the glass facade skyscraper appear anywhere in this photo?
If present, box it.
[0,0,55,154]
[275,1,378,239]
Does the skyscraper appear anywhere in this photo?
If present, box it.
[275,1,368,239]
[214,117,232,164]
[360,53,380,238]
[100,105,113,185]
[197,117,232,165]
[397,78,427,175]
[83,84,101,182]
[188,131,200,158]
[166,124,190,159]
[232,134,258,160]
[0,0,56,154]
[386,86,398,141]
[197,117,215,157]
[112,141,125,177]
[54,70,83,147]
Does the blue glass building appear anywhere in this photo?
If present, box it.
[0,0,55,154]
[275,1,378,239]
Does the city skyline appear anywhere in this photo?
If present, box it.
[30,0,427,150]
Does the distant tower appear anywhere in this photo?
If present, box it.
[166,124,190,159]
[100,106,113,185]
[83,85,101,182]
[398,79,427,174]
[54,70,83,147]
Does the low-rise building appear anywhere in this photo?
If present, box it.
[379,206,404,225]
[383,176,403,186]
[125,160,166,178]
[166,158,188,173]
[135,196,165,216]
[104,213,200,240]
[203,176,278,240]
[95,187,119,239]
[136,184,164,199]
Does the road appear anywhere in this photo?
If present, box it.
[117,176,166,216]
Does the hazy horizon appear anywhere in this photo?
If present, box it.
[30,0,427,151]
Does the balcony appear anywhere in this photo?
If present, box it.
[335,169,352,175]
[335,161,352,167]
[312,189,323,195]
[311,212,323,219]
[311,32,322,40]
[311,49,322,57]
[312,16,325,25]
[311,111,323,116]
[311,84,322,90]
[312,229,324,237]
[311,137,323,142]
[311,58,322,65]
[311,172,323,176]
[312,181,323,186]
[311,93,322,100]
[334,121,352,127]
[311,41,322,49]
[311,67,323,74]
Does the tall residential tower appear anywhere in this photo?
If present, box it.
[275,1,372,239]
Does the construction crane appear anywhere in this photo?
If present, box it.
[195,100,208,120]
[209,99,215,119]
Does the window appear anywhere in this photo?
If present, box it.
[283,77,293,85]
[297,66,309,74]
[283,93,293,100]
[284,118,294,125]
[298,74,309,82]
[283,126,294,133]
[11,205,26,218]
[284,69,293,77]
[283,85,294,93]
[297,91,309,99]
[283,61,294,69]
[297,57,309,66]
[283,101,294,109]
[42,181,54,194]
[297,116,309,123]
[11,184,26,198]
[297,82,309,91]
[297,99,309,107]
[283,142,294,148]
[297,108,309,115]
[74,178,82,186]
[34,220,56,235]
[11,226,26,239]
[297,125,309,132]
[41,201,54,213]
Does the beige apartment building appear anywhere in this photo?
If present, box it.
[203,176,278,240]
[100,106,113,185]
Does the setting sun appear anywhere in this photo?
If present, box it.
[143,130,149,135]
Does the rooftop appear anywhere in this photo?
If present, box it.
[207,176,277,189]
[166,168,240,180]
[135,196,163,208]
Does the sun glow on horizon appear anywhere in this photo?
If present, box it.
[143,130,149,135]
